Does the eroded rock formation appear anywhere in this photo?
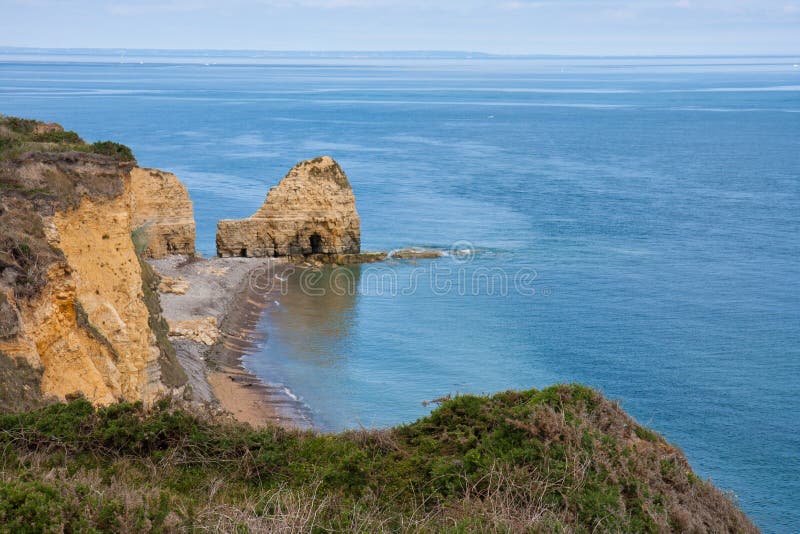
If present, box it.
[168,317,219,346]
[216,157,360,258]
[130,167,196,258]
[0,116,189,406]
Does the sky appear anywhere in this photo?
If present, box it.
[1,0,798,55]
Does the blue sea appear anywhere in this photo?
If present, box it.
[1,50,798,531]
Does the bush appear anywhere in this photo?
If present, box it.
[3,117,37,135]
[32,130,84,144]
[0,116,136,162]
[0,137,18,152]
[0,480,67,533]
[90,141,135,162]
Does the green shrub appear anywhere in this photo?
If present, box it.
[0,137,20,155]
[0,116,136,162]
[0,480,67,533]
[32,130,83,144]
[3,117,37,135]
[90,141,134,161]
[635,426,660,443]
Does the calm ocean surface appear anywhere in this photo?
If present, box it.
[1,52,798,531]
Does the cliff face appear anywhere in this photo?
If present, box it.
[0,116,188,407]
[216,156,360,258]
[130,167,195,258]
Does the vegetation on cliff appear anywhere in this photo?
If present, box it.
[137,256,187,389]
[0,384,755,533]
[0,115,133,163]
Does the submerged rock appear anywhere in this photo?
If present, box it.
[216,156,360,258]
[292,251,388,265]
[390,247,444,259]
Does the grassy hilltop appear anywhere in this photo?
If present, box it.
[0,116,133,163]
[0,385,755,533]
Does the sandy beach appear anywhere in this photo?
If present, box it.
[149,255,311,429]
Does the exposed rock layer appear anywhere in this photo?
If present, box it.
[216,157,360,258]
[0,117,189,405]
[130,167,195,259]
[168,317,219,346]
[51,193,166,402]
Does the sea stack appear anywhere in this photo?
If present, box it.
[216,156,361,258]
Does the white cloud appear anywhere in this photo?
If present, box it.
[105,1,215,15]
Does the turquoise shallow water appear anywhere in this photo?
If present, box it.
[1,52,798,531]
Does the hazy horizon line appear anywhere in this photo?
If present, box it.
[1,46,798,60]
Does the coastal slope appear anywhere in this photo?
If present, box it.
[0,385,758,532]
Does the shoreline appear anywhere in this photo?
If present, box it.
[150,255,312,429]
[150,247,441,429]
[206,262,313,429]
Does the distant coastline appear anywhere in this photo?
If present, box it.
[1,46,798,64]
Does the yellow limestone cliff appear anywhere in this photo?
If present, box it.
[130,167,196,258]
[48,191,167,402]
[0,120,191,405]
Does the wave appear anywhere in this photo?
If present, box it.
[310,98,633,109]
[660,85,800,93]
[667,106,800,113]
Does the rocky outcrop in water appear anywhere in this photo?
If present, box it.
[216,157,360,258]
[130,167,196,258]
